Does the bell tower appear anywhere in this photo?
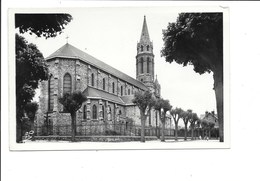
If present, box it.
[136,16,155,92]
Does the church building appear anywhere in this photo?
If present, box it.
[36,16,162,135]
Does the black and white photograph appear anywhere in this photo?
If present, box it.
[9,6,229,150]
[3,1,260,181]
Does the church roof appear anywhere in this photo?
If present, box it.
[140,16,150,43]
[83,87,125,105]
[121,95,135,105]
[46,43,147,90]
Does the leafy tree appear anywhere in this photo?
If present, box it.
[24,102,39,131]
[15,14,72,142]
[58,91,87,142]
[180,109,193,141]
[132,91,155,142]
[154,98,172,142]
[189,113,199,140]
[161,13,224,142]
[16,34,49,142]
[170,107,184,141]
[15,14,73,38]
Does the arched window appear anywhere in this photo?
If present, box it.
[147,45,149,51]
[63,73,72,94]
[121,86,123,96]
[92,105,97,119]
[147,57,150,73]
[112,82,115,93]
[103,78,106,90]
[141,45,143,52]
[128,89,130,95]
[83,105,87,120]
[48,75,54,111]
[141,58,144,74]
[91,73,94,86]
[119,110,122,115]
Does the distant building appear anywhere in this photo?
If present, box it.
[36,16,162,135]
[200,111,219,128]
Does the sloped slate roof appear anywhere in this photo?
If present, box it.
[46,43,147,91]
[83,87,125,105]
[121,95,135,105]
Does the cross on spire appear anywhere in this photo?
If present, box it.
[66,35,69,44]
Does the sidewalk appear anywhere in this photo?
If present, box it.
[18,138,222,150]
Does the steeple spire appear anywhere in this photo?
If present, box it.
[136,16,155,92]
[140,15,150,43]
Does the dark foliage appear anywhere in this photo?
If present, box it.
[16,34,48,117]
[161,13,224,142]
[15,14,73,38]
[161,13,223,74]
[132,91,155,113]
[24,102,38,119]
[58,91,87,114]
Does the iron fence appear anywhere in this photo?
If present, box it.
[34,122,176,137]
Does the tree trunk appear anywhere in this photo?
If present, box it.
[174,121,178,141]
[16,119,22,143]
[213,69,224,142]
[184,124,188,141]
[161,121,165,142]
[191,127,194,140]
[71,112,77,142]
[140,112,146,143]
[30,116,35,131]
[16,109,24,143]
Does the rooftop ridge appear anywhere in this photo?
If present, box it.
[46,43,148,91]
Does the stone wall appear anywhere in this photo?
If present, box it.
[37,56,156,136]
[125,105,141,125]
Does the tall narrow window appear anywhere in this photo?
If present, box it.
[103,78,106,90]
[149,110,151,126]
[141,58,144,74]
[102,106,105,119]
[147,45,149,51]
[112,82,115,93]
[121,86,123,96]
[128,89,130,95]
[108,106,112,121]
[91,73,94,86]
[83,105,87,119]
[141,45,143,52]
[92,105,97,119]
[48,75,54,111]
[63,73,72,94]
[147,57,150,73]
[155,111,158,126]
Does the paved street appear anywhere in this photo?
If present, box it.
[20,139,224,150]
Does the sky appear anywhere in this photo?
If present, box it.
[19,7,217,117]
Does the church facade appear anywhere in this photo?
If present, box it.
[36,16,162,135]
